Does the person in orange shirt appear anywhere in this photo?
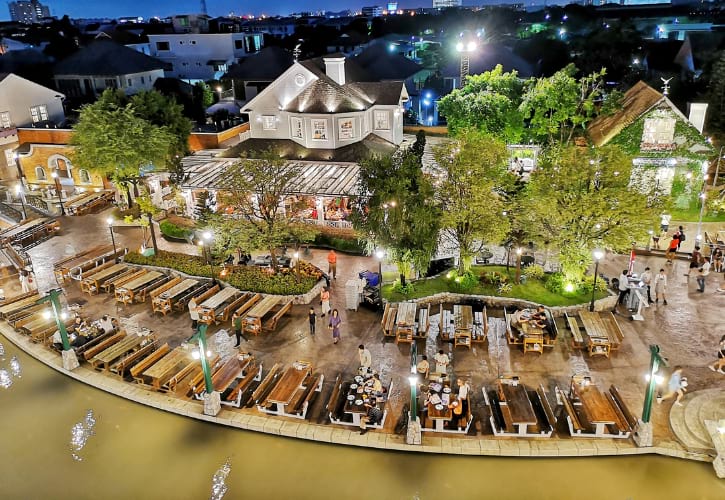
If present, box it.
[327,250,337,279]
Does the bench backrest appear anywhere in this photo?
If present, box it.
[130,343,170,377]
[112,341,157,375]
[559,389,583,431]
[83,332,126,361]
[609,385,637,428]
[252,362,281,402]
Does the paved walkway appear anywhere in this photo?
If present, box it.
[1,212,722,460]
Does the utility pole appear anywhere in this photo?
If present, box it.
[37,288,78,371]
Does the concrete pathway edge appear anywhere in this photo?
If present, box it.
[0,323,712,463]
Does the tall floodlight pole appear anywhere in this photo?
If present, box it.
[190,323,220,416]
[634,345,667,447]
[455,39,477,88]
[37,288,78,371]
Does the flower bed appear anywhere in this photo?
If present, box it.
[123,250,322,295]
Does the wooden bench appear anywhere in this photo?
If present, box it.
[73,330,111,358]
[224,358,260,407]
[415,304,430,339]
[472,310,487,344]
[440,307,454,341]
[559,389,584,434]
[600,312,624,350]
[604,391,632,435]
[381,303,397,337]
[565,312,584,349]
[110,341,157,379]
[165,359,203,394]
[609,385,637,430]
[287,374,320,415]
[263,301,292,332]
[130,343,171,382]
[252,363,281,404]
[82,332,126,361]
[147,276,182,303]
[502,307,521,345]
[133,275,170,303]
[102,269,146,293]
[537,384,557,431]
[232,293,262,319]
[188,356,223,395]
[326,374,344,420]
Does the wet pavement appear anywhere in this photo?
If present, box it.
[4,212,724,446]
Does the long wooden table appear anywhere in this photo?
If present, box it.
[152,278,199,315]
[266,366,310,409]
[574,383,619,435]
[90,334,145,371]
[81,263,128,294]
[578,311,612,358]
[115,271,164,304]
[142,348,192,390]
[498,381,537,435]
[394,302,417,343]
[0,294,40,319]
[199,287,239,323]
[243,296,279,335]
[521,322,544,355]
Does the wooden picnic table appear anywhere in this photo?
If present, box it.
[266,365,310,407]
[393,302,417,343]
[81,263,127,294]
[454,305,473,348]
[0,218,54,243]
[521,322,544,355]
[574,383,619,435]
[90,334,145,371]
[578,310,612,357]
[152,278,198,314]
[343,383,378,426]
[498,381,537,435]
[199,287,239,323]
[243,296,279,335]
[0,294,40,319]
[115,271,163,304]
[424,382,454,432]
[142,348,192,390]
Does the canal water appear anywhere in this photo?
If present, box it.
[0,336,722,500]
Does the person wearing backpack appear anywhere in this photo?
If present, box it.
[676,226,685,250]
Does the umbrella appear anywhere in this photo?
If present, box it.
[206,100,243,115]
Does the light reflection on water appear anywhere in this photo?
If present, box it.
[0,336,723,500]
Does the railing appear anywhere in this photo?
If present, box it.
[0,201,23,222]
[299,218,352,230]
[25,195,52,214]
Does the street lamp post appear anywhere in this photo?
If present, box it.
[106,217,117,258]
[293,250,300,283]
[202,231,214,282]
[15,183,27,220]
[590,249,604,312]
[37,288,78,371]
[695,191,706,244]
[406,342,421,445]
[190,323,220,416]
[455,39,477,88]
[634,344,667,447]
[375,249,384,306]
[50,171,66,216]
[514,247,522,284]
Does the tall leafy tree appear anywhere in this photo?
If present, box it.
[706,51,725,131]
[211,150,314,271]
[71,96,175,207]
[438,64,524,140]
[353,146,440,284]
[434,130,513,272]
[519,144,659,282]
[519,64,607,145]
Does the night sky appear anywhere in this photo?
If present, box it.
[1,0,532,21]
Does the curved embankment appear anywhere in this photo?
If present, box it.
[0,323,711,463]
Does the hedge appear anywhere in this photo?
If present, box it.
[159,220,193,240]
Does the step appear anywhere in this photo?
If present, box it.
[670,389,724,453]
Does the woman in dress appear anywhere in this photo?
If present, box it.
[328,309,341,344]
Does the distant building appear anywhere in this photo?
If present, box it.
[362,6,383,17]
[432,0,462,7]
[148,33,264,82]
[172,14,211,34]
[8,0,50,24]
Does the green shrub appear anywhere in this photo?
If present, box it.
[480,270,508,286]
[580,274,608,294]
[313,233,365,254]
[545,272,566,294]
[160,220,192,240]
[448,270,478,292]
[392,280,415,295]
[123,250,321,295]
[523,264,545,281]
[498,282,513,295]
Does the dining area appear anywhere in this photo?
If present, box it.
[482,376,556,438]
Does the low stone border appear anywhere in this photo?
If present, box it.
[408,292,618,318]
[0,323,712,463]
[120,261,324,306]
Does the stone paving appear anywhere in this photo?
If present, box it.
[1,212,723,462]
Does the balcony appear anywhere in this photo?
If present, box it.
[0,125,18,139]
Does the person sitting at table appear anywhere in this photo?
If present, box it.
[359,402,383,435]
[433,350,450,376]
[455,378,471,423]
[71,328,91,348]
[416,355,430,380]
[530,306,549,331]
[510,309,533,337]
[364,373,383,394]
[52,329,64,350]
[98,315,115,334]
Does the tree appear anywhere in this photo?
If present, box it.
[193,190,213,225]
[519,64,607,145]
[438,65,524,140]
[135,189,160,255]
[706,51,725,132]
[129,90,192,159]
[519,144,659,283]
[71,92,175,208]
[434,130,514,272]
[211,149,315,271]
[352,146,440,285]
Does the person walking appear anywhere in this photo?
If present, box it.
[188,297,200,329]
[665,235,679,264]
[660,212,671,233]
[696,259,710,293]
[231,311,243,347]
[320,287,331,318]
[617,269,630,306]
[712,247,723,273]
[433,349,450,375]
[328,309,341,344]
[658,366,686,406]
[308,307,316,335]
[654,268,668,305]
[685,246,703,279]
[327,250,337,280]
[707,335,725,374]
[358,344,372,374]
[675,226,685,250]
[641,267,654,304]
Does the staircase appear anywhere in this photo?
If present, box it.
[669,388,725,455]
[0,201,23,224]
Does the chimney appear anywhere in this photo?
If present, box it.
[323,56,346,86]
[687,103,708,134]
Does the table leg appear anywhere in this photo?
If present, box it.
[518,424,527,436]
[595,422,606,435]
[435,419,443,432]
[351,412,361,426]
[274,403,285,416]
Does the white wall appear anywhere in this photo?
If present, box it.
[0,74,65,127]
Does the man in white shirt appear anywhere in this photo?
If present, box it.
[697,260,711,293]
[618,270,630,306]
[358,344,372,374]
[188,298,199,329]
[654,268,668,305]
[98,315,114,334]
[433,349,450,375]
[660,212,671,232]
[641,267,653,304]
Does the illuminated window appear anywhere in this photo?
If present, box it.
[262,115,277,130]
[374,111,390,130]
[641,117,675,147]
[29,105,48,123]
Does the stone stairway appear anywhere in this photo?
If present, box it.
[669,388,725,455]
[0,201,23,224]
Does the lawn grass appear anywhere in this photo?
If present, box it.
[670,206,725,223]
[382,266,608,306]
